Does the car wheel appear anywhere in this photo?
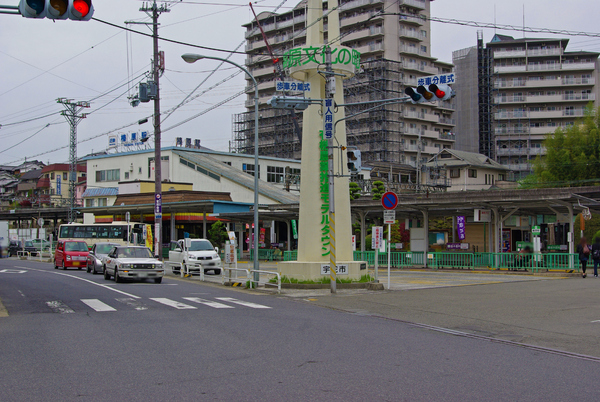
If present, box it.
[154,277,162,284]
[62,260,67,270]
[54,259,59,269]
[103,266,111,280]
[86,263,91,273]
[114,268,121,283]
[91,266,97,275]
[214,269,221,275]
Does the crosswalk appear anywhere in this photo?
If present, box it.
[45,296,271,314]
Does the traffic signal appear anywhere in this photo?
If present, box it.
[19,0,93,20]
[428,84,455,101]
[267,96,313,110]
[19,0,45,18]
[404,87,424,104]
[347,149,362,173]
[416,85,435,101]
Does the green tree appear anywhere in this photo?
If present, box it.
[573,213,600,244]
[207,221,228,248]
[349,182,361,200]
[525,105,600,188]
[371,181,386,200]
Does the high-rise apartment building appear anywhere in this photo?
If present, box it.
[454,34,600,179]
[233,0,455,169]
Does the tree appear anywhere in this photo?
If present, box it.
[573,213,600,244]
[208,221,228,248]
[524,105,600,188]
[371,181,385,200]
[349,182,361,200]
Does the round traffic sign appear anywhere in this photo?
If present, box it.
[381,191,398,210]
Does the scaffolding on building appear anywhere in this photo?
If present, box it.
[477,30,495,160]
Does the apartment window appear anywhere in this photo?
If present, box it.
[468,169,477,178]
[450,169,460,178]
[98,198,108,207]
[50,172,55,179]
[420,30,427,37]
[267,166,284,183]
[85,199,94,207]
[63,173,67,180]
[420,45,427,53]
[96,169,120,182]
[124,172,129,180]
[499,174,505,181]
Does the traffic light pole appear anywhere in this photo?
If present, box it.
[57,98,89,223]
[140,1,169,258]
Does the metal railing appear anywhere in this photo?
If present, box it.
[222,267,251,287]
[250,269,281,294]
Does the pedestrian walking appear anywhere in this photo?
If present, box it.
[576,237,591,278]
[591,236,600,278]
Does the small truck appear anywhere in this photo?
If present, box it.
[168,238,222,275]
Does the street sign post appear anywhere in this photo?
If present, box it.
[532,226,541,236]
[372,226,383,282]
[384,210,396,225]
[381,191,398,210]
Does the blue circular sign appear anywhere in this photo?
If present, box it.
[382,192,398,210]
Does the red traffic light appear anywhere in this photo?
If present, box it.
[429,84,445,99]
[71,0,90,18]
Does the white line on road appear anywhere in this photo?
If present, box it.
[149,298,197,310]
[18,290,25,297]
[81,299,117,312]
[591,320,600,323]
[16,267,141,299]
[46,301,75,314]
[215,297,271,309]
[115,298,148,311]
[183,297,234,309]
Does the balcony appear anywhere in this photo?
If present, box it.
[563,78,595,86]
[496,148,545,156]
[494,127,530,135]
[494,80,527,88]
[339,0,377,12]
[506,163,532,171]
[563,93,595,102]
[529,127,555,135]
[561,62,596,71]
[403,110,424,120]
[399,0,426,10]
[493,49,526,59]
[403,62,438,75]
[438,132,456,141]
[438,116,456,125]
[399,14,425,25]
[399,29,425,41]
[494,65,527,74]
[400,45,427,57]
[527,48,562,57]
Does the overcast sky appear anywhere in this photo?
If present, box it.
[1,0,598,167]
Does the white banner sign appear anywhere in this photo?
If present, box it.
[372,226,383,250]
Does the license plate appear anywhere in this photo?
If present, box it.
[72,262,80,266]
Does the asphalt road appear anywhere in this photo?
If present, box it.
[1,258,599,401]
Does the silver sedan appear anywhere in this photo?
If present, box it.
[87,242,120,274]
[103,246,164,284]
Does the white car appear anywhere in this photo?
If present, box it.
[103,246,164,284]
[168,239,222,275]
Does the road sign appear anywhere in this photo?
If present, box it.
[532,226,541,235]
[381,191,398,210]
[37,218,44,227]
[275,80,311,92]
[416,73,456,87]
[384,210,396,225]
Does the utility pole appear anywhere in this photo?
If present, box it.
[57,98,89,223]
[139,0,169,258]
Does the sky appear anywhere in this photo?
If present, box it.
[0,0,599,167]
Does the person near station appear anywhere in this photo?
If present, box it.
[591,236,600,278]
[272,246,282,261]
[576,237,591,278]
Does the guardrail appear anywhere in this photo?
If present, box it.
[249,269,281,294]
[222,267,251,287]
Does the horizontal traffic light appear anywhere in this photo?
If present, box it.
[19,0,93,20]
[428,83,455,101]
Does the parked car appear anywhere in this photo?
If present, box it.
[8,240,37,257]
[103,246,164,284]
[54,240,89,270]
[30,239,51,251]
[168,238,222,275]
[87,242,119,275]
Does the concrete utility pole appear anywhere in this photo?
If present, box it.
[324,46,337,294]
[57,98,89,223]
[139,0,169,258]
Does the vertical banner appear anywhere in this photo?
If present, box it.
[456,216,466,241]
[351,235,356,251]
[291,220,298,239]
[145,224,153,250]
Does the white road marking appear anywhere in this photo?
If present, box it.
[0,269,27,274]
[15,267,140,299]
[18,290,25,297]
[115,298,148,311]
[149,298,197,310]
[46,301,75,314]
[214,297,271,309]
[591,320,600,323]
[183,297,234,309]
[81,299,117,312]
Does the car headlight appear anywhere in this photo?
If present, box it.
[66,255,72,261]
[155,264,163,269]
[189,256,196,260]
[212,254,219,259]
[121,263,132,269]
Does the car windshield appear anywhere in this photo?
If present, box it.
[25,241,33,247]
[65,242,88,252]
[96,244,116,254]
[188,241,214,251]
[116,247,153,259]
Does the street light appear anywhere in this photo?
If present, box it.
[181,53,260,283]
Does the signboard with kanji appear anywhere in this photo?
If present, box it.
[372,226,383,250]
[384,210,396,225]
[456,216,466,240]
[417,73,456,87]
[275,81,311,92]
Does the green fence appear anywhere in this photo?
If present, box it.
[280,250,580,272]
[249,249,284,261]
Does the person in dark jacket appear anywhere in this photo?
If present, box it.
[591,237,600,278]
[576,237,591,278]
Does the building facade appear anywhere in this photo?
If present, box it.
[234,0,456,168]
[454,34,600,179]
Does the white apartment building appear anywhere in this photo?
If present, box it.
[454,34,600,179]
[233,0,456,168]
